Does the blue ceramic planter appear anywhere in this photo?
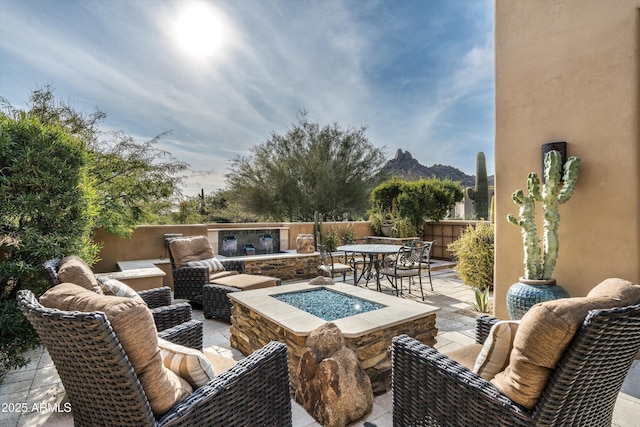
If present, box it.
[506,278,570,320]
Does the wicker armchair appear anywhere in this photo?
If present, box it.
[166,242,246,304]
[392,304,640,427]
[17,289,292,427]
[43,257,202,349]
[167,238,280,320]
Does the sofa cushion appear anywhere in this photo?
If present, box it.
[209,270,240,282]
[203,347,238,374]
[586,278,640,303]
[209,274,278,291]
[491,278,640,409]
[169,236,214,268]
[473,320,519,380]
[158,338,216,389]
[444,344,483,371]
[39,283,192,416]
[187,257,225,273]
[57,255,103,294]
[100,278,142,301]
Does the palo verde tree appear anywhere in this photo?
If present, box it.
[0,86,187,371]
[225,111,387,221]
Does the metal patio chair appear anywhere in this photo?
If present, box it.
[379,241,434,300]
[318,244,353,282]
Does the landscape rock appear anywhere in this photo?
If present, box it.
[296,323,373,427]
[308,276,335,286]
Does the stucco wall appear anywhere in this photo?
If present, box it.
[93,224,208,273]
[93,221,373,273]
[494,0,640,318]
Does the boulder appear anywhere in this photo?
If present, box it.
[308,276,335,286]
[296,323,373,427]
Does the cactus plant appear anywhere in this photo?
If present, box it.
[467,152,489,219]
[507,150,580,280]
[313,210,323,250]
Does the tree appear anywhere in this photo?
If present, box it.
[0,114,100,371]
[2,85,188,237]
[0,86,188,371]
[369,176,404,211]
[369,177,464,236]
[225,112,387,221]
[397,178,464,232]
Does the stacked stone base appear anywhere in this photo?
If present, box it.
[243,254,320,281]
[230,301,437,395]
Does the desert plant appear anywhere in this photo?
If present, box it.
[507,150,580,280]
[336,224,356,244]
[447,222,494,291]
[473,288,491,313]
[313,211,323,249]
[466,152,489,219]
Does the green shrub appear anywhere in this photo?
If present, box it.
[324,223,356,251]
[0,115,99,372]
[369,177,464,237]
[447,222,494,291]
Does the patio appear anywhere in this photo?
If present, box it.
[2,268,638,427]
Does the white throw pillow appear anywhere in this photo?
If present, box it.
[473,320,519,381]
[186,257,225,273]
[158,338,216,389]
[100,278,142,301]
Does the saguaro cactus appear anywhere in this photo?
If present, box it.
[507,150,580,280]
[313,210,323,250]
[467,152,489,219]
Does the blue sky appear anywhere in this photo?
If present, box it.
[0,0,494,196]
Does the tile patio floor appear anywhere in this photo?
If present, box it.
[1,269,638,426]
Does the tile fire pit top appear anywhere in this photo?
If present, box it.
[228,282,439,337]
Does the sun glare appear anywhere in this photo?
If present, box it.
[174,2,225,57]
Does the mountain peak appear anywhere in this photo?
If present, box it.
[384,150,494,187]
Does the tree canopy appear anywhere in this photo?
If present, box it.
[0,86,188,371]
[369,177,465,235]
[225,112,387,221]
[1,85,188,237]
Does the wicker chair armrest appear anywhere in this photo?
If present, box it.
[173,266,209,284]
[475,314,501,344]
[157,320,203,351]
[221,259,246,273]
[202,284,242,320]
[204,283,242,294]
[158,341,291,427]
[151,303,193,332]
[138,286,172,308]
[392,335,532,427]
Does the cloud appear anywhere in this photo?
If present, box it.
[0,0,495,195]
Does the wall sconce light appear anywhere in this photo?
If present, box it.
[541,141,567,181]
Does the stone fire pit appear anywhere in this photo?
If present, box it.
[229,282,438,394]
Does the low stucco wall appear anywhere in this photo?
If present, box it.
[93,221,374,276]
[93,225,208,274]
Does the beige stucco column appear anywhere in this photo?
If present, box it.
[494,0,640,318]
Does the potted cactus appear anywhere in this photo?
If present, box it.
[505,149,580,319]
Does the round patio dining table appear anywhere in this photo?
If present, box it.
[337,244,402,292]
